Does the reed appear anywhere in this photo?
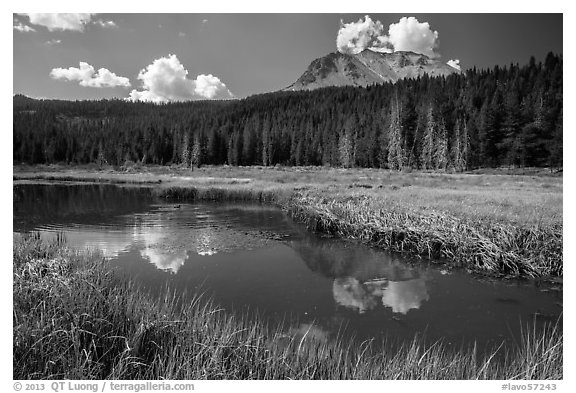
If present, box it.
[13,237,562,380]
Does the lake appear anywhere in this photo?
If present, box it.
[13,183,562,351]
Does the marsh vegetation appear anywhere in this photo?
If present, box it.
[14,165,562,278]
[13,165,563,380]
[13,236,562,380]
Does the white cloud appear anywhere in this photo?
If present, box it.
[447,59,461,71]
[387,17,439,58]
[13,20,35,32]
[337,15,441,58]
[94,19,117,29]
[336,15,391,55]
[129,54,234,102]
[22,13,94,32]
[50,62,131,88]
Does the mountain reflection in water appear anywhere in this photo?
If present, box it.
[289,237,430,315]
[14,184,562,350]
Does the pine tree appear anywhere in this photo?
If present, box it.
[181,133,190,168]
[453,119,463,172]
[242,123,255,165]
[549,108,563,169]
[422,105,436,170]
[462,119,470,171]
[453,118,469,172]
[262,121,270,166]
[387,95,405,170]
[338,131,353,168]
[191,133,202,168]
[96,140,107,169]
[339,117,357,168]
[435,119,448,170]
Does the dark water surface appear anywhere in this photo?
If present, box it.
[13,184,562,350]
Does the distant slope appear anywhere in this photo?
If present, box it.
[285,50,460,91]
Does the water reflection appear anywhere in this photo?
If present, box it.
[134,227,188,274]
[381,278,429,314]
[13,183,154,232]
[289,323,329,343]
[194,229,219,256]
[13,184,563,351]
[45,231,132,259]
[291,238,430,314]
[332,276,429,314]
[333,278,378,313]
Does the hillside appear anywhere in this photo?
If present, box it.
[286,50,459,91]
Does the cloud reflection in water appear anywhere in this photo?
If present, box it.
[333,276,429,315]
[134,228,188,274]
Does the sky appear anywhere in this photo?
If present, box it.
[12,13,563,101]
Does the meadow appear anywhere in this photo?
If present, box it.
[13,235,562,380]
[14,164,563,278]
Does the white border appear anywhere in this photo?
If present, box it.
[4,2,570,391]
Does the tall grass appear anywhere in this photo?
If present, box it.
[13,236,562,380]
[287,191,563,277]
[13,165,563,278]
[155,184,562,278]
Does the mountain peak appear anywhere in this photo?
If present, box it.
[285,50,459,91]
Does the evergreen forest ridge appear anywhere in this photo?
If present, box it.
[13,53,562,171]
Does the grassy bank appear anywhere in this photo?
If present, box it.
[13,164,562,278]
[13,236,562,380]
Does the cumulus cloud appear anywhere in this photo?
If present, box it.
[22,13,94,32]
[50,62,131,88]
[18,13,117,32]
[129,54,234,103]
[447,59,461,71]
[336,15,391,55]
[94,19,117,29]
[13,20,35,32]
[387,17,439,58]
[337,15,440,58]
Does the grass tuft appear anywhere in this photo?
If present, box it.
[13,236,562,380]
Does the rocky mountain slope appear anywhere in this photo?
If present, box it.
[285,49,460,91]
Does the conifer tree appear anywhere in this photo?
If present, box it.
[422,105,436,170]
[435,119,449,170]
[181,133,190,168]
[387,95,405,170]
[191,133,202,168]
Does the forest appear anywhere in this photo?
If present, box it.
[13,52,562,171]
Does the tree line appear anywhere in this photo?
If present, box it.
[13,52,562,170]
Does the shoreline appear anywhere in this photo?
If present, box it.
[13,164,563,279]
[12,236,563,380]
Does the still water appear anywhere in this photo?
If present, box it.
[13,184,562,350]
